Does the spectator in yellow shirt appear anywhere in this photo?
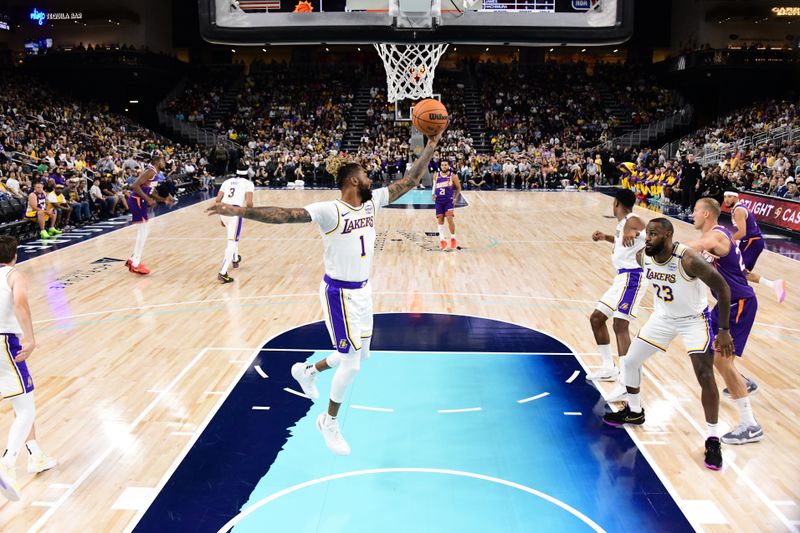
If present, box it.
[46,183,72,231]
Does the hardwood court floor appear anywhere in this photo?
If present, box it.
[0,190,798,532]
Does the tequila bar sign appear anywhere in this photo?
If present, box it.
[30,8,83,25]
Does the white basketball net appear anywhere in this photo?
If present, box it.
[374,43,449,103]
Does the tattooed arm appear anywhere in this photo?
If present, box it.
[206,203,312,224]
[387,132,444,203]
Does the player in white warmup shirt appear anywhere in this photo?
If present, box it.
[0,236,56,502]
[208,131,443,455]
[589,188,646,402]
[601,218,734,471]
[214,165,254,284]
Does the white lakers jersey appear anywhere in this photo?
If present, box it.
[219,177,254,207]
[642,243,708,318]
[611,213,646,270]
[305,188,390,282]
[0,266,22,335]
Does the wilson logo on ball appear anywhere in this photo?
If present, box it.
[427,113,448,120]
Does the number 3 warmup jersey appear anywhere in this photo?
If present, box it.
[305,188,390,282]
[642,242,708,318]
[219,177,255,206]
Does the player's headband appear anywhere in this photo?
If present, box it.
[723,191,739,197]
[236,169,248,176]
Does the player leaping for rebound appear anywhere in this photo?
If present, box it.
[207,131,443,455]
[432,160,461,250]
[127,153,174,275]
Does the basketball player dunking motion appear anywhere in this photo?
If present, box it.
[127,153,174,275]
[215,165,254,284]
[602,218,733,470]
[688,198,763,444]
[589,189,646,402]
[0,236,56,501]
[207,131,443,455]
[432,160,461,250]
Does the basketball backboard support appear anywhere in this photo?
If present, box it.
[395,93,440,121]
[199,0,633,46]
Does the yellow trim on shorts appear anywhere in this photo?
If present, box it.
[613,273,630,310]
[340,291,361,351]
[1,335,25,398]
[637,335,667,352]
[598,300,615,311]
[686,314,712,354]
[628,275,644,318]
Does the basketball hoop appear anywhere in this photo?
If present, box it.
[374,43,449,103]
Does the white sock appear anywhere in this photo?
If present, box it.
[758,277,775,289]
[305,364,319,376]
[734,396,757,426]
[450,233,456,241]
[707,422,719,438]
[627,392,641,413]
[598,344,613,368]
[219,240,236,275]
[438,224,445,241]
[25,440,41,456]
[4,394,35,468]
[131,223,150,267]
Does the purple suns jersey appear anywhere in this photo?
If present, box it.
[133,164,157,198]
[710,225,756,301]
[434,171,455,200]
[731,202,762,240]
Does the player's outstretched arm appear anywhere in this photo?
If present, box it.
[207,203,311,224]
[387,132,443,203]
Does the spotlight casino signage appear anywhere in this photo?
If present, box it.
[721,191,800,234]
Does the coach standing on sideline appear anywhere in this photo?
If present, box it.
[680,153,702,215]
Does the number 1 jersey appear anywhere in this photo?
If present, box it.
[305,188,390,282]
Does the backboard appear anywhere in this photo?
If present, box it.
[199,0,633,46]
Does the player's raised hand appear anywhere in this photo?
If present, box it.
[427,131,444,146]
[592,231,604,242]
[164,196,175,207]
[622,230,638,247]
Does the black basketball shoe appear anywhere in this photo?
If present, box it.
[704,437,722,470]
[602,404,645,427]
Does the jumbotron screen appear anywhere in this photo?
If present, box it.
[233,0,596,14]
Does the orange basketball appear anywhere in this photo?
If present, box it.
[412,99,448,136]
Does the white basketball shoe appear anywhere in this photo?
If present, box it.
[291,363,319,400]
[317,414,351,456]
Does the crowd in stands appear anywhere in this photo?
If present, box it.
[0,74,212,236]
[677,98,799,154]
[166,79,227,127]
[1,60,797,242]
[618,99,800,212]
